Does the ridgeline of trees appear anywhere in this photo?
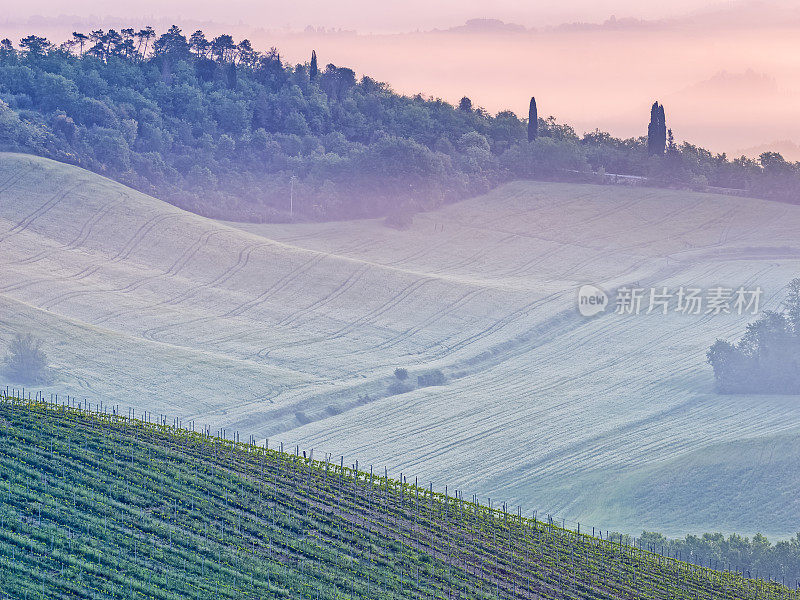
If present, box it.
[708,279,800,394]
[1,27,800,222]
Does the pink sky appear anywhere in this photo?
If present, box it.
[4,0,800,157]
[2,1,733,32]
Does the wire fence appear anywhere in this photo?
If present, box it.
[3,383,798,593]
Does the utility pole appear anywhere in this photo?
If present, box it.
[290,175,297,217]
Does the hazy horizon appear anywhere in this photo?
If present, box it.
[0,1,750,32]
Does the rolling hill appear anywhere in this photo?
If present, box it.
[1,395,795,600]
[1,152,800,538]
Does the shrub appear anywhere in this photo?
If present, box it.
[387,381,414,396]
[394,368,408,381]
[3,333,50,384]
[417,369,445,387]
[384,205,415,230]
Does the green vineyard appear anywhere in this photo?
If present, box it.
[0,394,796,600]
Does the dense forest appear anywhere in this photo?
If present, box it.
[1,27,799,222]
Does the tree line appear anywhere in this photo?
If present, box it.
[637,530,800,586]
[0,27,799,222]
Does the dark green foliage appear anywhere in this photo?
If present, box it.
[527,96,538,142]
[502,136,588,178]
[1,398,795,600]
[2,30,800,223]
[310,50,318,80]
[707,279,800,393]
[647,101,667,156]
[0,29,529,221]
[19,35,52,57]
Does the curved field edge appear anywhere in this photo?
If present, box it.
[0,397,795,600]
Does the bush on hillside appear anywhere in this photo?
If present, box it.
[417,369,446,387]
[384,205,416,230]
[707,279,800,393]
[3,333,50,384]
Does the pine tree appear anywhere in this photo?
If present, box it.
[527,96,538,142]
[310,50,318,80]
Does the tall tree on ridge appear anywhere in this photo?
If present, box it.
[310,50,318,80]
[19,35,52,57]
[211,34,236,62]
[647,101,667,155]
[527,96,538,142]
[189,30,209,57]
[237,39,256,67]
[87,29,106,60]
[72,32,88,56]
[120,28,136,58]
[136,26,155,59]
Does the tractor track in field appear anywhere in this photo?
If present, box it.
[12,192,126,266]
[253,277,437,359]
[275,263,372,328]
[0,182,86,245]
[223,253,329,319]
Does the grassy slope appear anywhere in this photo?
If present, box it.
[577,429,800,536]
[0,397,796,600]
[3,151,800,537]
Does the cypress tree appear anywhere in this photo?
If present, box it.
[310,50,318,80]
[528,96,538,142]
[647,101,667,155]
[647,102,657,154]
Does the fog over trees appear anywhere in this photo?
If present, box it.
[1,27,800,222]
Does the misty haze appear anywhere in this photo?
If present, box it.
[1,1,800,598]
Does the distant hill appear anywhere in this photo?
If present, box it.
[738,140,800,163]
[1,395,795,599]
[443,19,528,33]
